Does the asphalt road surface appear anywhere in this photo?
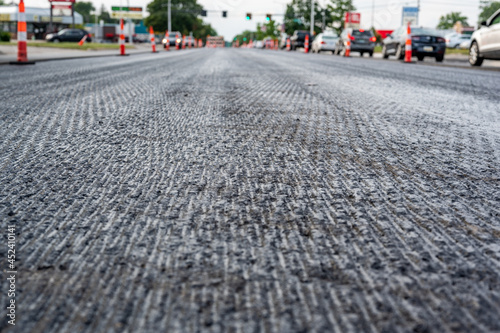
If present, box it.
[1,49,499,333]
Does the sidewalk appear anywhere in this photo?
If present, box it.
[0,43,155,64]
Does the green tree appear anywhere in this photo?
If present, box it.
[436,12,469,29]
[327,0,355,34]
[479,2,500,23]
[97,5,114,24]
[74,2,96,24]
[145,0,216,39]
[284,0,335,36]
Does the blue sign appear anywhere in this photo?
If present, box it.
[402,7,419,25]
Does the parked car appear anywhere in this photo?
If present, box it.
[311,33,339,53]
[335,29,376,57]
[459,39,472,50]
[162,31,181,48]
[290,30,313,51]
[469,8,500,66]
[45,29,92,43]
[445,33,471,48]
[381,27,446,62]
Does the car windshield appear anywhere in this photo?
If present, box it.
[323,36,337,40]
[169,33,179,38]
[57,29,69,35]
[411,28,442,36]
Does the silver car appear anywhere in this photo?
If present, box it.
[469,8,500,66]
[311,33,339,53]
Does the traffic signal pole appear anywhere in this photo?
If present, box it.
[168,0,171,33]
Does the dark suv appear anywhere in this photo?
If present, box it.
[290,30,313,51]
[335,29,376,57]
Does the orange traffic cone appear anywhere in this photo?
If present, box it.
[286,38,291,51]
[149,26,158,53]
[182,35,186,49]
[118,19,128,56]
[165,30,170,51]
[188,36,192,49]
[78,34,87,46]
[344,33,351,57]
[198,39,203,48]
[304,34,309,53]
[10,0,34,65]
[405,23,412,63]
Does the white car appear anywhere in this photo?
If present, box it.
[469,8,500,66]
[311,33,339,53]
[445,33,471,48]
[459,39,471,50]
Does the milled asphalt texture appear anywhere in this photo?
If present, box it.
[0,48,499,333]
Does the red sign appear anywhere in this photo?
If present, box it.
[52,4,72,9]
[345,12,361,24]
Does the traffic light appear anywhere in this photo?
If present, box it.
[243,37,247,41]
[246,13,252,20]
[201,10,207,17]
[266,14,272,21]
[222,11,227,18]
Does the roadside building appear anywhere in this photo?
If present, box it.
[0,5,83,40]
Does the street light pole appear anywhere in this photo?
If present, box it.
[417,0,420,26]
[168,0,171,32]
[310,0,314,36]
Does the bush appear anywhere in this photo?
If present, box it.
[0,31,11,42]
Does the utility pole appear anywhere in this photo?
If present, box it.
[322,9,326,32]
[417,0,420,26]
[168,0,171,32]
[371,0,375,28]
[310,0,314,36]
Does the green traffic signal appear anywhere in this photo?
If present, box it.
[246,13,252,20]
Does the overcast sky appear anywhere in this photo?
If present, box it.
[25,0,482,38]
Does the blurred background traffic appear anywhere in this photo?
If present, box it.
[1,0,499,66]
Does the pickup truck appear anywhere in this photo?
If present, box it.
[290,30,312,51]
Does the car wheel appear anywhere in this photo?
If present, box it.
[360,52,364,57]
[369,51,373,57]
[436,55,444,62]
[469,41,484,67]
[382,45,389,59]
[53,38,60,43]
[417,55,424,61]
